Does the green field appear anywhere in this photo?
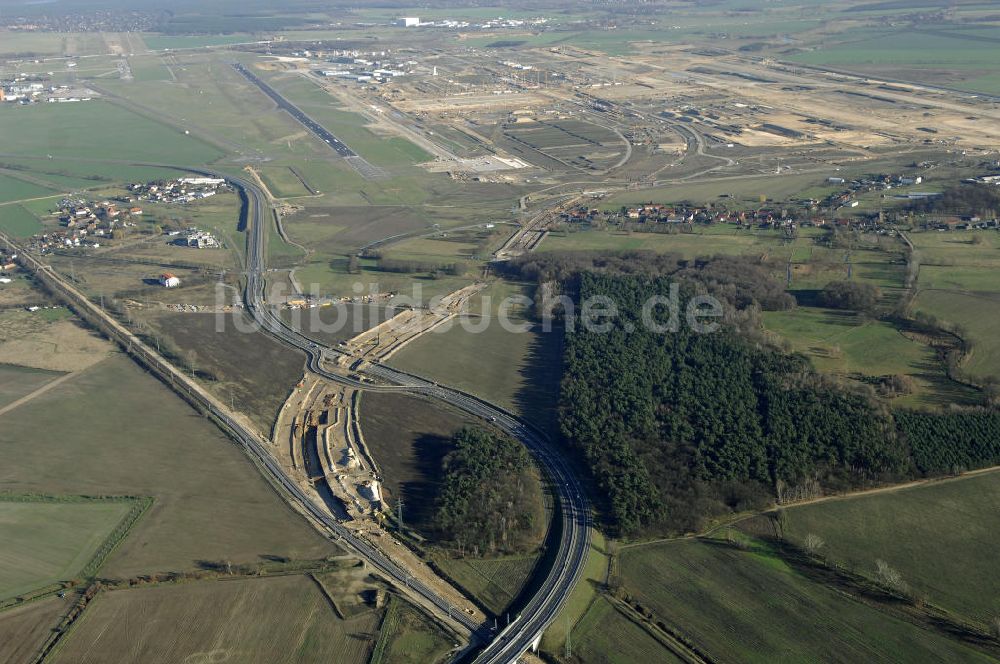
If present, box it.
[619,538,997,663]
[762,306,967,407]
[0,32,109,57]
[780,470,1000,625]
[373,597,454,664]
[0,102,223,168]
[912,230,1000,259]
[573,596,685,664]
[290,260,472,304]
[541,225,905,291]
[0,158,186,189]
[0,355,336,579]
[141,33,259,50]
[919,264,1000,292]
[128,55,173,82]
[97,55,332,161]
[261,73,432,168]
[789,26,1000,95]
[540,226,772,257]
[387,282,562,434]
[259,166,313,198]
[0,498,133,600]
[284,205,427,253]
[602,173,842,209]
[0,363,63,408]
[0,173,56,204]
[382,236,483,264]
[435,555,539,615]
[52,574,380,664]
[540,531,609,655]
[0,204,43,237]
[915,289,1000,382]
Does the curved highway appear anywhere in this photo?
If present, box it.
[234,173,592,663]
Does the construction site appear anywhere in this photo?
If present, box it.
[253,38,1000,195]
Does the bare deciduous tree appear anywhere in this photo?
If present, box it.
[804,533,825,555]
[875,559,908,594]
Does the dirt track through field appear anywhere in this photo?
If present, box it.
[0,365,93,417]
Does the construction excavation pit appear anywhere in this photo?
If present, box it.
[272,376,382,522]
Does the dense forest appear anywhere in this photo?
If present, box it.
[556,271,1000,537]
[897,411,1000,474]
[559,272,905,536]
[432,427,539,557]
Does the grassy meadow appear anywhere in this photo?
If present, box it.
[618,537,998,664]
[0,498,133,600]
[435,555,539,616]
[0,363,63,408]
[572,596,685,664]
[779,470,1000,626]
[0,173,57,204]
[0,203,43,237]
[387,281,563,435]
[0,102,223,167]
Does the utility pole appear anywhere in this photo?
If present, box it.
[397,497,404,531]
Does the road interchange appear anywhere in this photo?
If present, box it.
[224,66,594,662]
[235,170,593,663]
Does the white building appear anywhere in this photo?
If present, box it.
[397,17,420,27]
